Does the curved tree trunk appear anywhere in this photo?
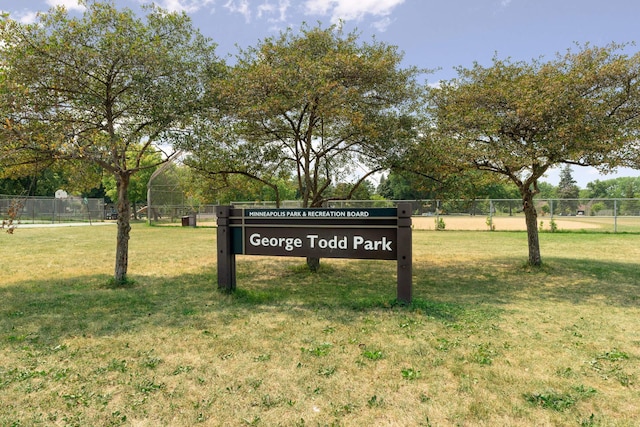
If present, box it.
[114,172,132,284]
[522,190,542,266]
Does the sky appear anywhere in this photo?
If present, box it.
[3,0,640,188]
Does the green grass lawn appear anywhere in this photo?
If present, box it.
[1,224,639,426]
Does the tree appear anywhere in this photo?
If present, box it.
[332,179,375,201]
[586,176,640,215]
[556,165,580,215]
[185,22,423,270]
[0,1,221,284]
[102,148,163,220]
[586,176,640,199]
[377,171,438,200]
[185,23,423,208]
[181,167,298,206]
[426,44,640,266]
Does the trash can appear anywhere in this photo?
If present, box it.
[182,213,196,227]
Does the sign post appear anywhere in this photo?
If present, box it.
[396,203,412,303]
[216,205,236,292]
[216,203,412,303]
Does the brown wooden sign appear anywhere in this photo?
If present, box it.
[216,204,412,303]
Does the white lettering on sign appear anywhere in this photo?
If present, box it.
[248,233,303,252]
[247,209,373,218]
[347,211,370,217]
[248,232,394,253]
[306,210,347,217]
[353,236,393,251]
[306,234,348,249]
[248,211,287,217]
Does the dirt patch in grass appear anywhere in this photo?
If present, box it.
[411,215,606,231]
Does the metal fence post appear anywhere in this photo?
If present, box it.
[489,200,494,230]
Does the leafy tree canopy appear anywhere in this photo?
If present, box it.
[183,22,425,208]
[586,176,640,199]
[0,0,222,283]
[424,43,640,265]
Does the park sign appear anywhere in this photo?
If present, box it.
[216,204,413,303]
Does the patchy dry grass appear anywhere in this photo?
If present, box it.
[1,224,639,426]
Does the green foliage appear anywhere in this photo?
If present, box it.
[186,172,298,205]
[435,217,446,230]
[471,343,496,365]
[424,43,640,265]
[362,349,384,361]
[102,149,162,205]
[486,216,495,231]
[0,1,222,282]
[557,165,580,214]
[585,176,640,215]
[377,171,436,200]
[366,395,384,408]
[588,349,633,386]
[0,163,101,197]
[186,22,424,208]
[428,44,640,180]
[586,176,640,199]
[536,181,558,199]
[524,385,596,411]
[401,367,421,380]
[597,349,629,361]
[301,343,332,357]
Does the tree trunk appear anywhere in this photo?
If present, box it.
[306,199,322,272]
[114,172,132,285]
[522,191,542,266]
[306,256,320,272]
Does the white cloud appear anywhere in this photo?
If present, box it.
[6,10,39,24]
[372,16,392,32]
[257,0,290,22]
[257,2,275,18]
[224,0,252,22]
[149,0,215,13]
[304,0,405,25]
[276,0,291,21]
[304,0,331,16]
[45,0,86,12]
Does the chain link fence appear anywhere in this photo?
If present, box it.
[14,194,632,232]
[326,198,640,232]
[223,198,640,233]
[1,194,106,225]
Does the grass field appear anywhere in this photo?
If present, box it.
[1,224,639,426]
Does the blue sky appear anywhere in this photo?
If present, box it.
[3,0,640,187]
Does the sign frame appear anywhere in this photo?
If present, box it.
[216,203,412,303]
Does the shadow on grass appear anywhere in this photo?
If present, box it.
[1,256,637,350]
[414,256,639,308]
